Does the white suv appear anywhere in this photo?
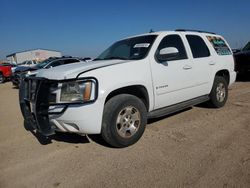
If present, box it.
[19,30,236,147]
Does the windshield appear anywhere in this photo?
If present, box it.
[34,59,52,69]
[242,42,250,51]
[95,35,157,61]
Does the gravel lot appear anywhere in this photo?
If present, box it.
[0,79,250,188]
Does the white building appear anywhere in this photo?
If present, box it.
[6,49,62,64]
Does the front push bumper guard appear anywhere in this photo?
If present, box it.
[19,77,98,136]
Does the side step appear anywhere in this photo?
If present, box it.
[148,95,209,119]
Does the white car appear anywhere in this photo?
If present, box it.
[12,60,38,73]
[19,60,38,67]
[20,30,236,147]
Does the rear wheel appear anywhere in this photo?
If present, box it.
[101,94,147,148]
[0,73,4,84]
[208,76,228,108]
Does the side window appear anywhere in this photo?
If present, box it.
[48,60,63,68]
[186,35,210,58]
[156,35,187,61]
[206,36,232,55]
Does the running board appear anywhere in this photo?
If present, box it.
[148,95,209,119]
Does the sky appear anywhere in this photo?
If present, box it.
[0,0,249,59]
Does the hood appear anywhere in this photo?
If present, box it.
[36,59,131,80]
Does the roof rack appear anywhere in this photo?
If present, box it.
[175,29,216,35]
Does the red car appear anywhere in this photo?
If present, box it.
[0,64,12,83]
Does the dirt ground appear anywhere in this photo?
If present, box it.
[0,79,250,188]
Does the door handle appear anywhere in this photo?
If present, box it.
[183,65,192,70]
[209,61,216,65]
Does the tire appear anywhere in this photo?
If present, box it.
[207,76,228,108]
[0,73,4,84]
[101,94,147,148]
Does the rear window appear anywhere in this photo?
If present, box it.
[206,36,232,55]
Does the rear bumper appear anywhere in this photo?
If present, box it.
[229,70,237,86]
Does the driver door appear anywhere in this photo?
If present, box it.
[150,34,196,109]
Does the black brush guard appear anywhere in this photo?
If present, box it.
[19,77,98,136]
[19,77,55,136]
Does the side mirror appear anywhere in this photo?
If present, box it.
[157,47,179,62]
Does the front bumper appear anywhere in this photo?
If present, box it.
[19,77,103,136]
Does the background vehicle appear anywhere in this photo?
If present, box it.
[234,41,250,76]
[12,57,83,87]
[19,60,38,67]
[20,30,236,148]
[0,64,12,83]
[11,60,38,74]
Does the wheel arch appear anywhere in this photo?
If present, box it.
[105,85,150,111]
[215,69,230,85]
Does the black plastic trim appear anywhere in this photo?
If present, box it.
[176,29,216,35]
[148,95,209,119]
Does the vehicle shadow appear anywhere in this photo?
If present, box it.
[24,120,90,145]
[12,86,19,89]
[88,134,116,148]
[147,107,192,125]
[23,120,114,147]
[31,130,90,145]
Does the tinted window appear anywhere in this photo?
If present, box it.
[64,59,80,64]
[156,35,187,61]
[243,42,250,51]
[186,35,210,58]
[206,36,232,55]
[96,35,157,60]
[48,60,63,68]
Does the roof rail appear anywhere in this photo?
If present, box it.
[175,29,216,35]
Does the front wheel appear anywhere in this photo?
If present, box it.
[207,76,228,108]
[101,94,147,148]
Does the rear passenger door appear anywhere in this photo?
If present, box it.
[183,34,213,95]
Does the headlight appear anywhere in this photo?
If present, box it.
[60,80,96,103]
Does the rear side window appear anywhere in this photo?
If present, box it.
[206,36,232,55]
[186,35,210,58]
